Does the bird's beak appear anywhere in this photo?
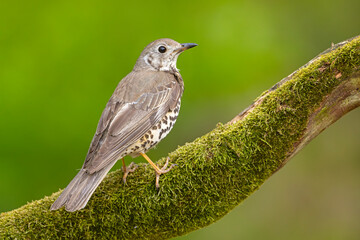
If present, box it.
[175,43,198,53]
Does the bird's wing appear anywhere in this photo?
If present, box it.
[83,71,183,173]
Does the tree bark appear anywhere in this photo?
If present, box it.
[1,36,359,240]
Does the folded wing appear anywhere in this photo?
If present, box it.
[83,70,183,174]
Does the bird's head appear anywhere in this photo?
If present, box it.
[134,38,197,72]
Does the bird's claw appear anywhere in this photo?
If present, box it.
[122,162,138,184]
[155,157,177,189]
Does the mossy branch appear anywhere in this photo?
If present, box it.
[1,36,360,239]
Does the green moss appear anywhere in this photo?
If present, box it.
[1,36,360,239]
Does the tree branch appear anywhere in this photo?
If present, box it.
[1,36,359,239]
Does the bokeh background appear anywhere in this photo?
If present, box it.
[1,0,359,239]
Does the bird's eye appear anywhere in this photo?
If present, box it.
[158,46,167,53]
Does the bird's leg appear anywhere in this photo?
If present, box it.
[121,158,138,184]
[140,153,176,189]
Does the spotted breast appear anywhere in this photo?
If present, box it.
[125,100,181,158]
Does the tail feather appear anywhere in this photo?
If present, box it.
[50,162,116,212]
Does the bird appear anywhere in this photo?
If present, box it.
[50,38,197,212]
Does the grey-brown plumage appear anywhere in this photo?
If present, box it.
[51,38,197,212]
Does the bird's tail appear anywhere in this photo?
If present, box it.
[50,162,116,212]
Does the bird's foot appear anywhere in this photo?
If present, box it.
[155,157,177,189]
[122,162,138,184]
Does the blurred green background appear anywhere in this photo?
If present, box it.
[1,0,359,239]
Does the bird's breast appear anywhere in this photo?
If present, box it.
[123,100,181,158]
